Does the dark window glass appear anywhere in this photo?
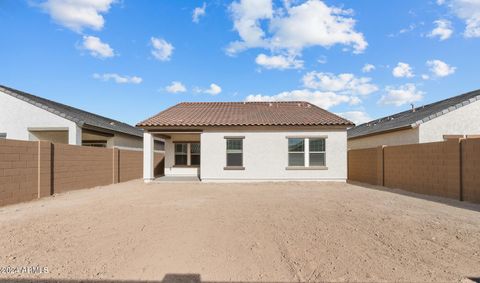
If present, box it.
[226,139,243,167]
[288,138,305,166]
[310,153,325,166]
[175,143,188,165]
[309,139,325,152]
[309,138,326,166]
[190,143,200,166]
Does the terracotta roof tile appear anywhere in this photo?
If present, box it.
[137,101,353,127]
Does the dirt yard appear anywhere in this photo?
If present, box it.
[0,180,479,282]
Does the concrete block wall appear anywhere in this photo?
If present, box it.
[0,139,164,207]
[53,143,115,193]
[0,139,39,206]
[348,138,479,203]
[347,147,378,185]
[462,138,480,203]
[118,150,164,183]
[383,140,461,199]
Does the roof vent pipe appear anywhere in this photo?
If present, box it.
[411,103,415,112]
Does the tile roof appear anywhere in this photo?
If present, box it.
[348,89,480,139]
[0,85,143,138]
[137,101,354,127]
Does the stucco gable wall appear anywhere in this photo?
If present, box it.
[419,99,480,143]
[0,91,81,144]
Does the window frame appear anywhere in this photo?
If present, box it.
[308,138,326,167]
[173,142,201,167]
[224,137,244,170]
[190,142,201,166]
[174,143,188,166]
[288,138,305,167]
[286,136,328,170]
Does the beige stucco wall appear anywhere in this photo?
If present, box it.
[29,130,69,144]
[200,128,347,181]
[111,133,143,149]
[348,128,420,150]
[419,100,480,143]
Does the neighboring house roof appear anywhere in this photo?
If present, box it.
[0,85,143,138]
[348,89,480,139]
[137,101,354,127]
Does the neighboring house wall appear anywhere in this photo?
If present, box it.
[29,130,69,144]
[0,91,81,145]
[348,128,419,150]
[200,128,347,181]
[419,100,480,143]
[164,134,200,176]
[111,133,143,149]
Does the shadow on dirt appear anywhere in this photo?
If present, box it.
[1,273,479,283]
[347,181,480,213]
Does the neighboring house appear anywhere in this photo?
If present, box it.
[348,89,480,149]
[137,101,353,182]
[0,85,149,149]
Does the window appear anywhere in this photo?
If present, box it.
[190,143,200,166]
[82,142,107,148]
[309,138,326,166]
[288,138,305,166]
[0,133,6,139]
[174,142,200,166]
[287,137,327,168]
[174,143,188,165]
[226,139,243,167]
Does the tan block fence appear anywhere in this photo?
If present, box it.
[348,138,480,204]
[0,138,164,207]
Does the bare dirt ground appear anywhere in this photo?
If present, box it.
[0,180,479,283]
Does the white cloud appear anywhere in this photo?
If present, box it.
[426,59,456,77]
[81,35,114,58]
[440,0,480,37]
[317,55,327,64]
[362,64,375,73]
[422,74,430,80]
[302,72,378,96]
[227,0,367,55]
[195,83,222,95]
[165,81,187,93]
[255,53,303,69]
[379,84,424,106]
[337,111,372,125]
[428,19,453,40]
[150,37,174,61]
[93,73,142,84]
[392,62,414,78]
[192,2,207,23]
[205,83,222,95]
[39,0,116,32]
[246,89,359,110]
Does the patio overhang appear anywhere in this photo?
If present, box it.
[143,129,202,182]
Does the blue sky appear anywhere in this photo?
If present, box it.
[1,0,479,125]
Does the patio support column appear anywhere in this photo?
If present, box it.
[143,132,154,182]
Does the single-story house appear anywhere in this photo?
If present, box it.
[137,101,354,182]
[0,85,159,150]
[348,89,480,150]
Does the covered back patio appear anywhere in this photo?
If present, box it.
[143,130,201,182]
